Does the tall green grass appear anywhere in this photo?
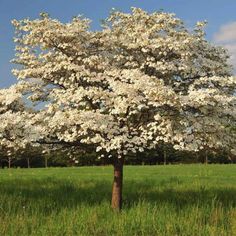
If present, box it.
[0,165,235,235]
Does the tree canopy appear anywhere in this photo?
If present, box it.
[4,7,234,158]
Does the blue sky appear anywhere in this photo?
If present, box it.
[1,0,236,88]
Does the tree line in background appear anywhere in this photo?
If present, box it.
[1,146,234,168]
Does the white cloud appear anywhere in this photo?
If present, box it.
[213,22,236,73]
[214,22,236,43]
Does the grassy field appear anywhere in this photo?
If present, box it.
[0,165,236,236]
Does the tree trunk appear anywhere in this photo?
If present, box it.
[205,150,208,164]
[45,155,48,168]
[8,158,11,169]
[163,149,167,165]
[27,158,30,168]
[111,157,124,211]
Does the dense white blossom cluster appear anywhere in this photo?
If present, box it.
[0,84,42,155]
[1,8,235,158]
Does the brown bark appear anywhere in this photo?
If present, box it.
[45,155,48,168]
[164,149,167,165]
[27,158,30,168]
[111,157,124,211]
[8,158,11,169]
[205,150,208,164]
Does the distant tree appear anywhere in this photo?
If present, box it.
[0,84,40,167]
[2,8,235,210]
[20,146,43,168]
[0,152,18,168]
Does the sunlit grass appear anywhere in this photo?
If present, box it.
[0,164,235,235]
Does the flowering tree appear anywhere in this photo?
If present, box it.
[9,8,236,210]
[0,83,43,167]
[0,84,28,153]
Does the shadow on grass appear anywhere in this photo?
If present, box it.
[0,177,235,213]
[124,182,236,209]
